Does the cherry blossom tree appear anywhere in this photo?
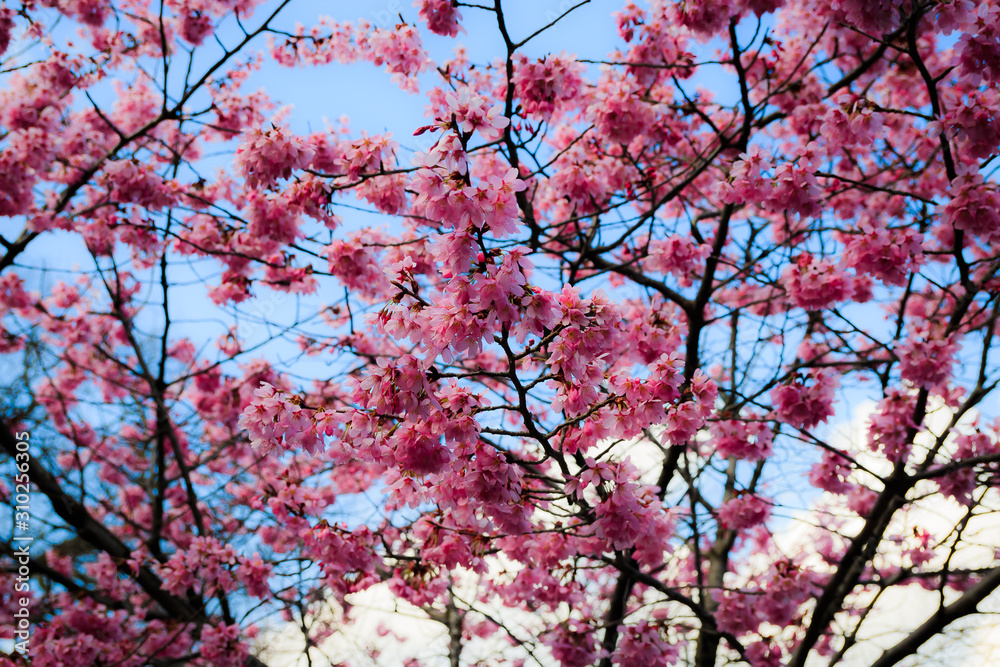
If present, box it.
[2,0,1000,665]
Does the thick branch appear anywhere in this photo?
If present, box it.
[0,419,198,621]
[0,419,270,667]
[869,567,1000,667]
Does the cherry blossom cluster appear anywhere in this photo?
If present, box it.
[717,492,771,531]
[936,430,1000,504]
[709,415,774,460]
[944,171,1000,244]
[269,16,428,90]
[896,324,959,390]
[839,216,924,286]
[235,126,315,191]
[590,76,654,142]
[513,52,585,120]
[416,0,463,37]
[645,236,711,287]
[866,389,917,463]
[782,253,852,311]
[238,382,317,455]
[770,370,837,430]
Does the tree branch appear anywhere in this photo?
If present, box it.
[869,567,1000,667]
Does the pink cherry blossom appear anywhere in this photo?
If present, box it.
[770,370,837,430]
[416,0,463,37]
[717,493,771,531]
[235,125,314,191]
[513,52,584,120]
[782,253,852,311]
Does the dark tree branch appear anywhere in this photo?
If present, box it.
[869,567,1000,667]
